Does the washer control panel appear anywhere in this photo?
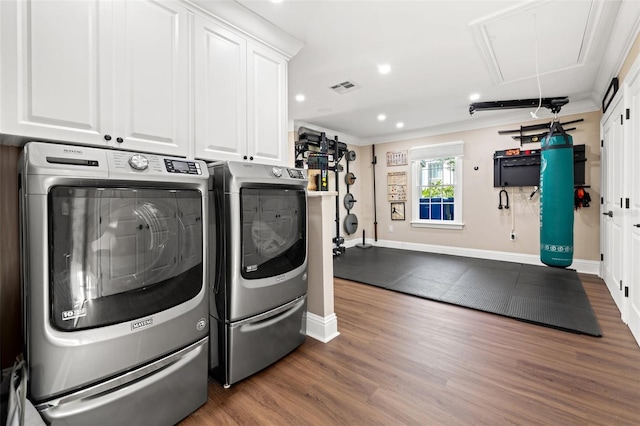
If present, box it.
[164,159,202,175]
[287,168,305,179]
[128,154,149,171]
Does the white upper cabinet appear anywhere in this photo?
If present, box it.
[194,16,247,161]
[0,0,189,156]
[0,0,106,142]
[1,0,302,161]
[247,43,287,165]
[111,0,190,156]
[194,15,288,165]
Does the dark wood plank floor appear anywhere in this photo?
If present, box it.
[181,274,640,425]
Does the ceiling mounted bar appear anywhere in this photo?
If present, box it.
[469,97,569,115]
[513,127,576,144]
[498,118,583,135]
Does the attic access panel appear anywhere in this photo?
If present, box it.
[468,0,605,84]
[493,145,586,187]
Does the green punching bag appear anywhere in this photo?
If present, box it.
[540,122,574,267]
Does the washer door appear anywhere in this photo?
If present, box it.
[48,187,204,331]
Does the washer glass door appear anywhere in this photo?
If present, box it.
[49,186,203,331]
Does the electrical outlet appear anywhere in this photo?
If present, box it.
[510,232,516,241]
[389,225,394,233]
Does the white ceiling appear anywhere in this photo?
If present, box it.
[233,0,631,144]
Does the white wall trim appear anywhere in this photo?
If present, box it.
[306,312,340,343]
[343,238,600,276]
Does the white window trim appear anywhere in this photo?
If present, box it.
[410,141,464,229]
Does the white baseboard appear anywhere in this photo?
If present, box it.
[343,238,600,275]
[306,312,340,343]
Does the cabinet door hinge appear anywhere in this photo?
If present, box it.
[626,198,630,209]
[620,280,623,291]
[601,253,604,261]
[625,286,629,298]
[626,108,630,120]
[621,114,624,125]
[600,197,604,205]
[620,198,623,208]
[601,139,604,148]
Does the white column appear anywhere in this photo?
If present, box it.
[306,191,340,342]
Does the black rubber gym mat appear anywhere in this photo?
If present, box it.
[334,247,601,337]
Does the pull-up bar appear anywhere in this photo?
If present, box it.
[469,97,569,115]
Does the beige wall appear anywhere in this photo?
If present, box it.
[354,111,601,261]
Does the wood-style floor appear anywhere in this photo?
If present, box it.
[181,275,640,425]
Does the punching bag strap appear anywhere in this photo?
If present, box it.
[542,121,572,150]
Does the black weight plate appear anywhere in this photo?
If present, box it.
[345,172,356,185]
[343,193,356,210]
[347,150,356,161]
[344,213,358,235]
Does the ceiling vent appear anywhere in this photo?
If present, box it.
[330,80,360,94]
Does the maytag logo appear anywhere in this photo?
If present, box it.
[62,307,86,321]
[63,148,83,155]
[131,317,153,331]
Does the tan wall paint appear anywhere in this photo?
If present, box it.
[355,111,601,261]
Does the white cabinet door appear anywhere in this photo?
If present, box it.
[247,43,287,166]
[601,96,626,314]
[110,0,189,156]
[193,16,288,166]
[0,0,110,144]
[0,0,189,157]
[194,16,247,162]
[626,67,640,345]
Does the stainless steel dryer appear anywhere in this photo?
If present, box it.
[208,161,308,387]
[19,142,210,425]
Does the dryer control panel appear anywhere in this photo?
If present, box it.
[164,159,202,175]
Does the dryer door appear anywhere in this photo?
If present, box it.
[240,187,306,279]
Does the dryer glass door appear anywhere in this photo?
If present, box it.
[240,187,306,279]
[48,186,203,331]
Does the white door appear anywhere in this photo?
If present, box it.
[247,43,287,165]
[0,0,110,144]
[601,96,626,314]
[626,67,640,345]
[110,0,189,156]
[194,16,247,162]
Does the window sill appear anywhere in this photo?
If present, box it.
[410,220,465,230]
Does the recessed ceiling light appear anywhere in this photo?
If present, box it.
[469,93,480,101]
[396,122,404,129]
[295,94,305,102]
[377,114,386,121]
[377,64,391,75]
